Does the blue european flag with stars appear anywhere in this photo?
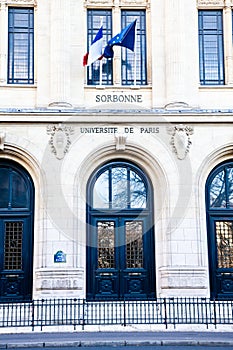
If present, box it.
[103,20,137,59]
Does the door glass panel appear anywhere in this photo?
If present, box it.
[0,168,9,208]
[126,221,143,268]
[209,170,226,208]
[97,221,115,268]
[93,170,109,208]
[112,167,127,208]
[12,171,28,208]
[4,221,23,270]
[215,221,233,268]
[227,168,233,207]
[130,170,146,208]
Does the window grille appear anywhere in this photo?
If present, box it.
[198,10,224,85]
[8,8,34,84]
[121,10,147,86]
[4,221,23,270]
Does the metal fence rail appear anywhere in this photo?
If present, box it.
[0,298,232,330]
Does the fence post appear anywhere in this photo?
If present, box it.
[213,298,217,328]
[82,299,85,330]
[31,300,35,331]
[123,298,126,327]
[164,298,168,329]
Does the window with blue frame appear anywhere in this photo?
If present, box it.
[8,7,34,84]
[86,9,147,86]
[121,10,147,86]
[86,9,113,85]
[198,10,224,85]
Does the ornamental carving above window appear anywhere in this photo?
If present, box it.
[5,0,37,5]
[197,0,225,7]
[84,0,149,6]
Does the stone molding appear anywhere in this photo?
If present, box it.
[4,0,37,6]
[84,0,149,7]
[197,0,229,7]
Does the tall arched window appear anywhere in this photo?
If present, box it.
[86,160,155,300]
[206,161,233,299]
[0,160,34,302]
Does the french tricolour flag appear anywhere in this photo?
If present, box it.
[83,26,103,66]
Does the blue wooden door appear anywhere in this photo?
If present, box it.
[0,162,34,302]
[206,162,233,299]
[87,161,155,300]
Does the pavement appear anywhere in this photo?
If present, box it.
[1,330,233,348]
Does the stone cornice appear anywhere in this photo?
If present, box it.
[0,109,233,123]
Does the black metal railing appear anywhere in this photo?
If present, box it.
[0,298,233,330]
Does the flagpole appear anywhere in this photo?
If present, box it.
[99,57,103,86]
[99,17,103,86]
[134,19,137,86]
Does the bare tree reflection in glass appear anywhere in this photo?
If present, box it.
[93,166,147,210]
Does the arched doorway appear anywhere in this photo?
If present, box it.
[206,161,233,300]
[0,160,34,302]
[86,160,156,300]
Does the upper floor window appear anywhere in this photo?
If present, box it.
[121,10,147,85]
[198,10,224,85]
[8,8,34,84]
[87,9,112,85]
[86,9,147,86]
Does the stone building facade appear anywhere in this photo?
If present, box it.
[0,0,233,302]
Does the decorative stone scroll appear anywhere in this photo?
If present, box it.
[167,124,194,160]
[47,124,74,160]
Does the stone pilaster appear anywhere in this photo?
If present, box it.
[0,1,7,84]
[49,0,72,107]
[224,1,233,85]
[164,0,199,108]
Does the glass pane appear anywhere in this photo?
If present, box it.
[215,221,233,268]
[0,168,10,208]
[130,170,146,208]
[93,170,109,208]
[209,170,226,208]
[112,167,127,208]
[227,168,233,207]
[126,221,143,268]
[12,171,28,208]
[4,221,23,270]
[97,221,115,269]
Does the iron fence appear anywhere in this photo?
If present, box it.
[0,298,233,330]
